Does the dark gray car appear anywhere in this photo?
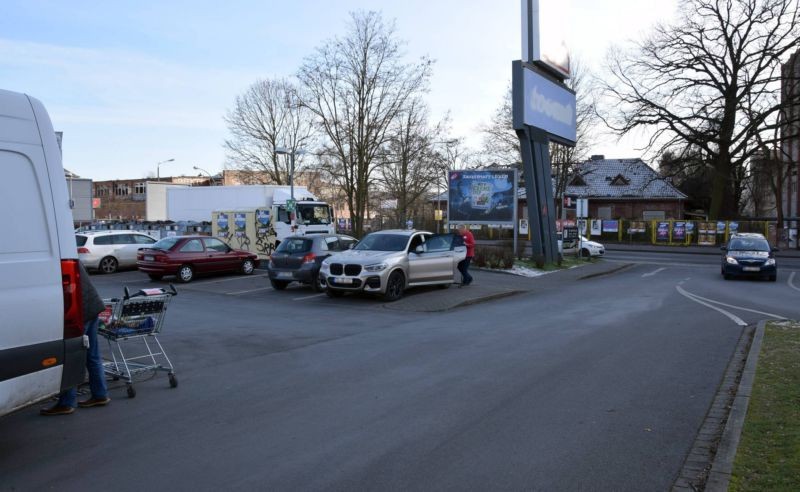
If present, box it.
[267,234,357,291]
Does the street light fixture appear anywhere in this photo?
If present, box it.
[193,166,216,186]
[156,158,175,182]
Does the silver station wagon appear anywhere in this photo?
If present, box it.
[320,229,467,301]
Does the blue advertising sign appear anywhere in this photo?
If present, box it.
[673,221,686,241]
[601,220,618,233]
[448,169,517,224]
[256,209,270,226]
[513,63,577,144]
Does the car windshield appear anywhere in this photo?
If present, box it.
[151,237,180,251]
[297,204,331,225]
[728,237,770,251]
[353,233,408,252]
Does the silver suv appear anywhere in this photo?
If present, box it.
[320,230,466,301]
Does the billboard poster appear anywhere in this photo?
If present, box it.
[656,221,670,242]
[448,170,517,224]
[234,213,247,238]
[686,221,695,234]
[520,218,529,234]
[729,221,739,234]
[216,212,229,238]
[602,220,618,233]
[716,221,727,235]
[590,220,602,236]
[256,209,271,234]
[673,221,686,242]
[577,219,586,235]
[627,221,646,234]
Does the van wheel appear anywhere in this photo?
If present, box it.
[148,274,163,281]
[383,271,405,302]
[177,265,194,283]
[241,259,255,275]
[100,256,118,274]
[270,279,289,290]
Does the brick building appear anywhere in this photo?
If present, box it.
[93,176,211,219]
[561,157,687,220]
[782,49,800,222]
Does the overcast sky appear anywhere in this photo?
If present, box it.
[1,0,678,180]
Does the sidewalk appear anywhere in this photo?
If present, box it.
[384,260,632,313]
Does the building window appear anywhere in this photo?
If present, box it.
[134,182,146,194]
[114,184,129,196]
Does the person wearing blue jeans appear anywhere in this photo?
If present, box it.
[42,263,110,415]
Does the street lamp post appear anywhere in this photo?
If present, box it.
[193,166,216,185]
[275,147,307,228]
[156,158,174,182]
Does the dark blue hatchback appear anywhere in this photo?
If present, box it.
[720,233,778,281]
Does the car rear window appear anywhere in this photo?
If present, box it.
[276,238,312,254]
[151,237,180,251]
[75,235,88,247]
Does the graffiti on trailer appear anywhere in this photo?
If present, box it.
[255,208,277,257]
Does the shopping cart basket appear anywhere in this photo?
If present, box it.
[99,285,178,398]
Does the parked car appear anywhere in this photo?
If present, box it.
[720,233,777,281]
[76,231,157,273]
[1,88,86,417]
[136,235,258,283]
[319,229,466,301]
[267,234,357,291]
[577,236,605,257]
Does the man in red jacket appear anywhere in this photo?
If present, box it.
[456,224,475,286]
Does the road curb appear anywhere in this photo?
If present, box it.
[578,263,635,280]
[703,320,766,490]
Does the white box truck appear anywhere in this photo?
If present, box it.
[146,185,335,256]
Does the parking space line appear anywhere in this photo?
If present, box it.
[788,272,800,293]
[293,293,326,301]
[226,286,273,295]
[190,274,270,286]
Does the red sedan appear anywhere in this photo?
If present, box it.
[137,235,259,283]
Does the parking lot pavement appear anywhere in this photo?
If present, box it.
[87,261,631,313]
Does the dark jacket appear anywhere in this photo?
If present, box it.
[79,262,105,320]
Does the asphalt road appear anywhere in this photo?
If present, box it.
[2,257,798,491]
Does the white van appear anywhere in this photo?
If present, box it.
[0,89,87,417]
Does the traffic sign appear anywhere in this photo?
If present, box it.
[286,199,296,212]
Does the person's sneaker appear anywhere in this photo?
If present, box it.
[78,397,111,408]
[40,405,75,416]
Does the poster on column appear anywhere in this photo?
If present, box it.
[602,220,619,233]
[656,221,670,242]
[590,220,602,236]
[673,221,686,242]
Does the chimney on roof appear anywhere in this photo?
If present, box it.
[590,155,604,161]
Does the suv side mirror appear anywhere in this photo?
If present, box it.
[414,245,425,254]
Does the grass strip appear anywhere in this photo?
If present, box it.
[729,320,800,491]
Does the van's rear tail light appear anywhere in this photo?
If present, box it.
[77,247,90,254]
[302,253,316,264]
[61,259,84,339]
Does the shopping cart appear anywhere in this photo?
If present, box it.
[99,285,178,398]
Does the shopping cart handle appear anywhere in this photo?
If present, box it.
[124,286,131,300]
[168,284,178,296]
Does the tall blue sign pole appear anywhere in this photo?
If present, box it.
[514,0,577,264]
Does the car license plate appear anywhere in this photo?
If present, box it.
[277,272,293,279]
[335,277,353,285]
[743,266,760,272]
[144,255,155,261]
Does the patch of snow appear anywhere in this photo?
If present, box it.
[505,265,552,277]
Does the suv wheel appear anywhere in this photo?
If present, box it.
[383,271,405,302]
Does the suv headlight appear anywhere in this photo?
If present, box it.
[726,256,738,264]
[765,258,776,266]
[364,263,388,272]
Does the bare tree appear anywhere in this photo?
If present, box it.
[297,11,432,237]
[599,0,800,219]
[224,78,315,184]
[380,98,441,226]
